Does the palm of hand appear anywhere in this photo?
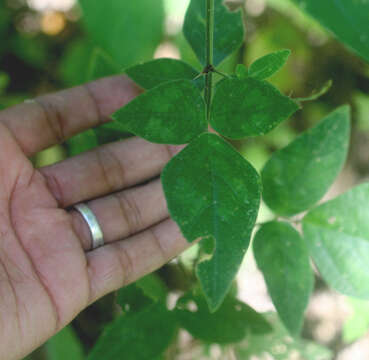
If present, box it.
[0,76,188,360]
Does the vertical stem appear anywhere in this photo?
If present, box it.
[204,0,214,122]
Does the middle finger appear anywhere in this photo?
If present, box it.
[40,136,175,207]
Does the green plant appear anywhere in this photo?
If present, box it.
[55,0,369,358]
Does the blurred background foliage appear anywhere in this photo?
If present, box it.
[0,0,368,359]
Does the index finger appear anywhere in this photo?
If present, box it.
[0,75,139,156]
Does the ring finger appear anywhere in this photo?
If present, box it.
[70,178,168,251]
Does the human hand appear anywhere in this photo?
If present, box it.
[0,75,190,360]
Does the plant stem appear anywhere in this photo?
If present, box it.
[204,0,214,122]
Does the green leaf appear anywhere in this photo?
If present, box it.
[248,49,290,80]
[262,106,350,216]
[112,80,206,144]
[87,304,177,360]
[235,313,333,360]
[290,0,369,64]
[295,80,333,103]
[162,133,261,310]
[87,48,120,82]
[66,130,98,157]
[210,77,299,138]
[253,221,314,336]
[117,274,167,313]
[80,0,164,68]
[183,0,244,66]
[303,183,369,299]
[45,326,84,360]
[125,58,203,90]
[176,292,271,344]
[235,64,248,79]
[94,121,132,145]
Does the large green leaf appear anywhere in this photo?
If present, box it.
[45,326,84,360]
[210,77,299,138]
[125,58,203,90]
[290,0,369,64]
[112,80,206,144]
[253,221,314,336]
[183,0,244,66]
[176,292,271,344]
[303,183,369,299]
[162,133,261,310]
[248,49,291,80]
[262,106,350,216]
[79,0,164,68]
[87,304,177,360]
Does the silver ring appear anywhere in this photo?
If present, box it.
[73,203,104,250]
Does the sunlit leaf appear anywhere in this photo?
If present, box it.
[303,183,369,299]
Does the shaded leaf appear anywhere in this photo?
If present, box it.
[253,221,314,336]
[162,133,261,310]
[87,304,177,360]
[303,183,369,299]
[45,326,84,360]
[87,48,120,82]
[262,106,350,216]
[291,0,369,64]
[248,49,290,80]
[125,58,203,90]
[66,130,98,157]
[80,0,164,68]
[183,0,244,66]
[211,77,299,138]
[235,64,248,79]
[117,274,167,313]
[94,121,132,145]
[112,80,206,144]
[176,292,271,344]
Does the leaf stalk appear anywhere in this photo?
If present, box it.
[204,0,214,122]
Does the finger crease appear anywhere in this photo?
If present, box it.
[148,228,166,264]
[35,99,65,145]
[82,84,105,125]
[118,246,134,287]
[115,194,133,236]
